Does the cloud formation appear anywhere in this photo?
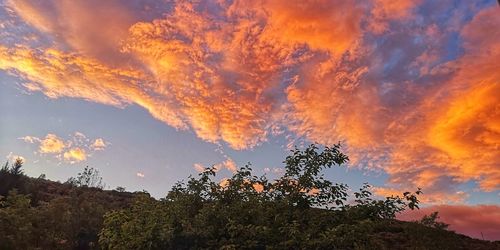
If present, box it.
[38,134,65,154]
[19,132,109,164]
[1,1,499,200]
[63,147,87,163]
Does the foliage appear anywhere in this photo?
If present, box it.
[0,144,497,249]
[0,159,27,199]
[419,211,449,230]
[66,166,105,189]
[0,163,136,249]
[0,190,35,250]
[0,158,24,175]
[99,144,425,249]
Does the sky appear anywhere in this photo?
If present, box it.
[0,0,499,240]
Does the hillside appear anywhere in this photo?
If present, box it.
[1,145,499,249]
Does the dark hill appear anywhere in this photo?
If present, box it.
[1,174,498,249]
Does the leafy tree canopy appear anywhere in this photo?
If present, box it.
[99,144,423,249]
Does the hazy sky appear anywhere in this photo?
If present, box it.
[0,0,499,240]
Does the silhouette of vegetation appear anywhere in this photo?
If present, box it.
[66,166,105,189]
[419,211,449,230]
[0,161,136,249]
[0,144,498,249]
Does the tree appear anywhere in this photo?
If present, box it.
[99,144,423,249]
[10,158,24,176]
[419,211,449,230]
[0,159,26,197]
[0,158,24,175]
[0,161,9,174]
[0,190,36,249]
[66,166,105,189]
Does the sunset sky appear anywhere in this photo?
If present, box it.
[0,0,499,240]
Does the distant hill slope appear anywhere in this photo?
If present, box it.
[1,172,499,250]
[0,171,139,249]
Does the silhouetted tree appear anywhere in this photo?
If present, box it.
[419,211,449,230]
[10,158,24,176]
[99,144,424,249]
[66,166,105,189]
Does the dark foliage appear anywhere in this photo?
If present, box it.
[0,164,138,249]
[0,145,498,249]
[98,144,498,249]
[66,166,105,189]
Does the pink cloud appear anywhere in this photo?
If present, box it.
[398,205,500,241]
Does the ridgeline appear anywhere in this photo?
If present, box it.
[1,145,498,249]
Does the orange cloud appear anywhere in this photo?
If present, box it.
[2,1,499,200]
[369,0,421,33]
[285,5,500,195]
[63,147,87,163]
[7,0,137,63]
[229,0,364,54]
[219,159,238,173]
[195,158,238,173]
[39,134,65,154]
[383,6,500,192]
[19,132,109,164]
[91,138,107,151]
[193,163,206,173]
[398,205,500,241]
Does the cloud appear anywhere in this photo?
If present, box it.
[6,0,139,63]
[39,134,65,154]
[374,186,469,205]
[5,152,26,163]
[193,163,206,173]
[2,1,499,199]
[91,138,107,151]
[18,135,40,144]
[219,159,238,173]
[19,132,109,164]
[230,0,365,54]
[369,0,421,33]
[283,4,500,196]
[194,158,238,173]
[398,205,500,241]
[63,147,87,163]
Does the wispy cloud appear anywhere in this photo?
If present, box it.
[193,158,238,173]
